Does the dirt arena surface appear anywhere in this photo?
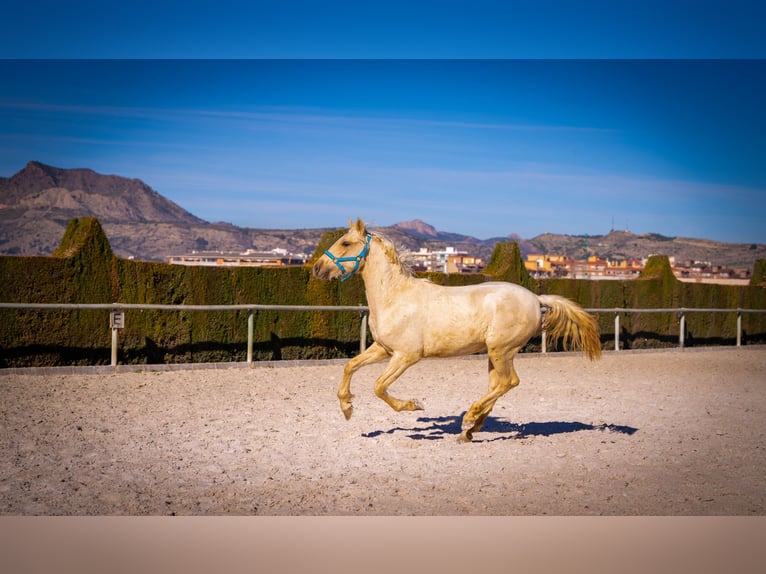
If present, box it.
[1,347,765,515]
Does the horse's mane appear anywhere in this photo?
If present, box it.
[370,231,417,277]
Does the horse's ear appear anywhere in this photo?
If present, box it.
[350,218,366,235]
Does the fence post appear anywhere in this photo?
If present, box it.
[359,307,368,354]
[247,309,254,365]
[679,311,686,349]
[737,310,742,347]
[111,326,118,367]
[109,307,123,368]
[614,312,620,351]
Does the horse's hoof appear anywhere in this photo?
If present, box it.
[340,404,353,420]
[457,431,473,443]
[410,399,424,411]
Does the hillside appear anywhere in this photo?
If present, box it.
[527,230,766,268]
[1,162,764,267]
[0,162,332,260]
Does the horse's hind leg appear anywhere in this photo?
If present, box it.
[470,357,508,432]
[338,342,390,420]
[373,351,424,413]
[459,347,520,442]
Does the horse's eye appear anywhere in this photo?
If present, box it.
[341,241,351,247]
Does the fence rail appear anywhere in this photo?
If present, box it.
[1,302,765,368]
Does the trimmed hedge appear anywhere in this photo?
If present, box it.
[1,217,764,367]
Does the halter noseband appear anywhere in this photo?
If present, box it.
[324,233,372,281]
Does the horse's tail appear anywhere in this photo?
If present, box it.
[537,294,602,361]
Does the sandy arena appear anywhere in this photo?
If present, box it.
[1,347,764,515]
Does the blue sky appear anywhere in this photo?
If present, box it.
[2,0,764,59]
[1,3,765,243]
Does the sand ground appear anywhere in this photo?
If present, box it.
[1,347,764,515]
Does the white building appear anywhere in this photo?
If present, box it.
[168,248,308,267]
[409,247,485,274]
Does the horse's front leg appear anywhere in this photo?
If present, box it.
[338,342,390,420]
[373,351,424,413]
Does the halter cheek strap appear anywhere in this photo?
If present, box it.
[324,233,372,281]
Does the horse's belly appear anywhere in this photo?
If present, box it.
[426,339,486,358]
[421,316,488,357]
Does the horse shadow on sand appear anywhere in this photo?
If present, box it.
[362,414,638,442]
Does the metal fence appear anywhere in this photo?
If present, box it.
[0,302,369,367]
[1,302,765,368]
[549,307,766,353]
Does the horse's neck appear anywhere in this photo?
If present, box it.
[361,240,413,310]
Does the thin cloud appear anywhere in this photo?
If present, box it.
[0,100,617,135]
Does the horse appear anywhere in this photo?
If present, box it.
[312,218,602,442]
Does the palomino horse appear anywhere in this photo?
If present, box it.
[313,219,602,442]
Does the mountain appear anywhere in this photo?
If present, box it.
[0,161,331,260]
[391,219,439,238]
[1,162,764,268]
[0,160,204,225]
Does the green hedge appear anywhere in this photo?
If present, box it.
[1,217,764,367]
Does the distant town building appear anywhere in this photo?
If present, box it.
[604,257,644,279]
[525,253,750,283]
[525,254,575,278]
[409,247,485,274]
[672,259,751,283]
[168,248,308,267]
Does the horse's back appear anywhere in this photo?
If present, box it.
[418,280,539,319]
[442,281,539,308]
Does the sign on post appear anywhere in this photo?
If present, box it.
[110,311,124,368]
[110,311,125,329]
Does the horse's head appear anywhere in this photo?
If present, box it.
[313,218,372,281]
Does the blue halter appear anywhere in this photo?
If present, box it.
[324,233,372,282]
